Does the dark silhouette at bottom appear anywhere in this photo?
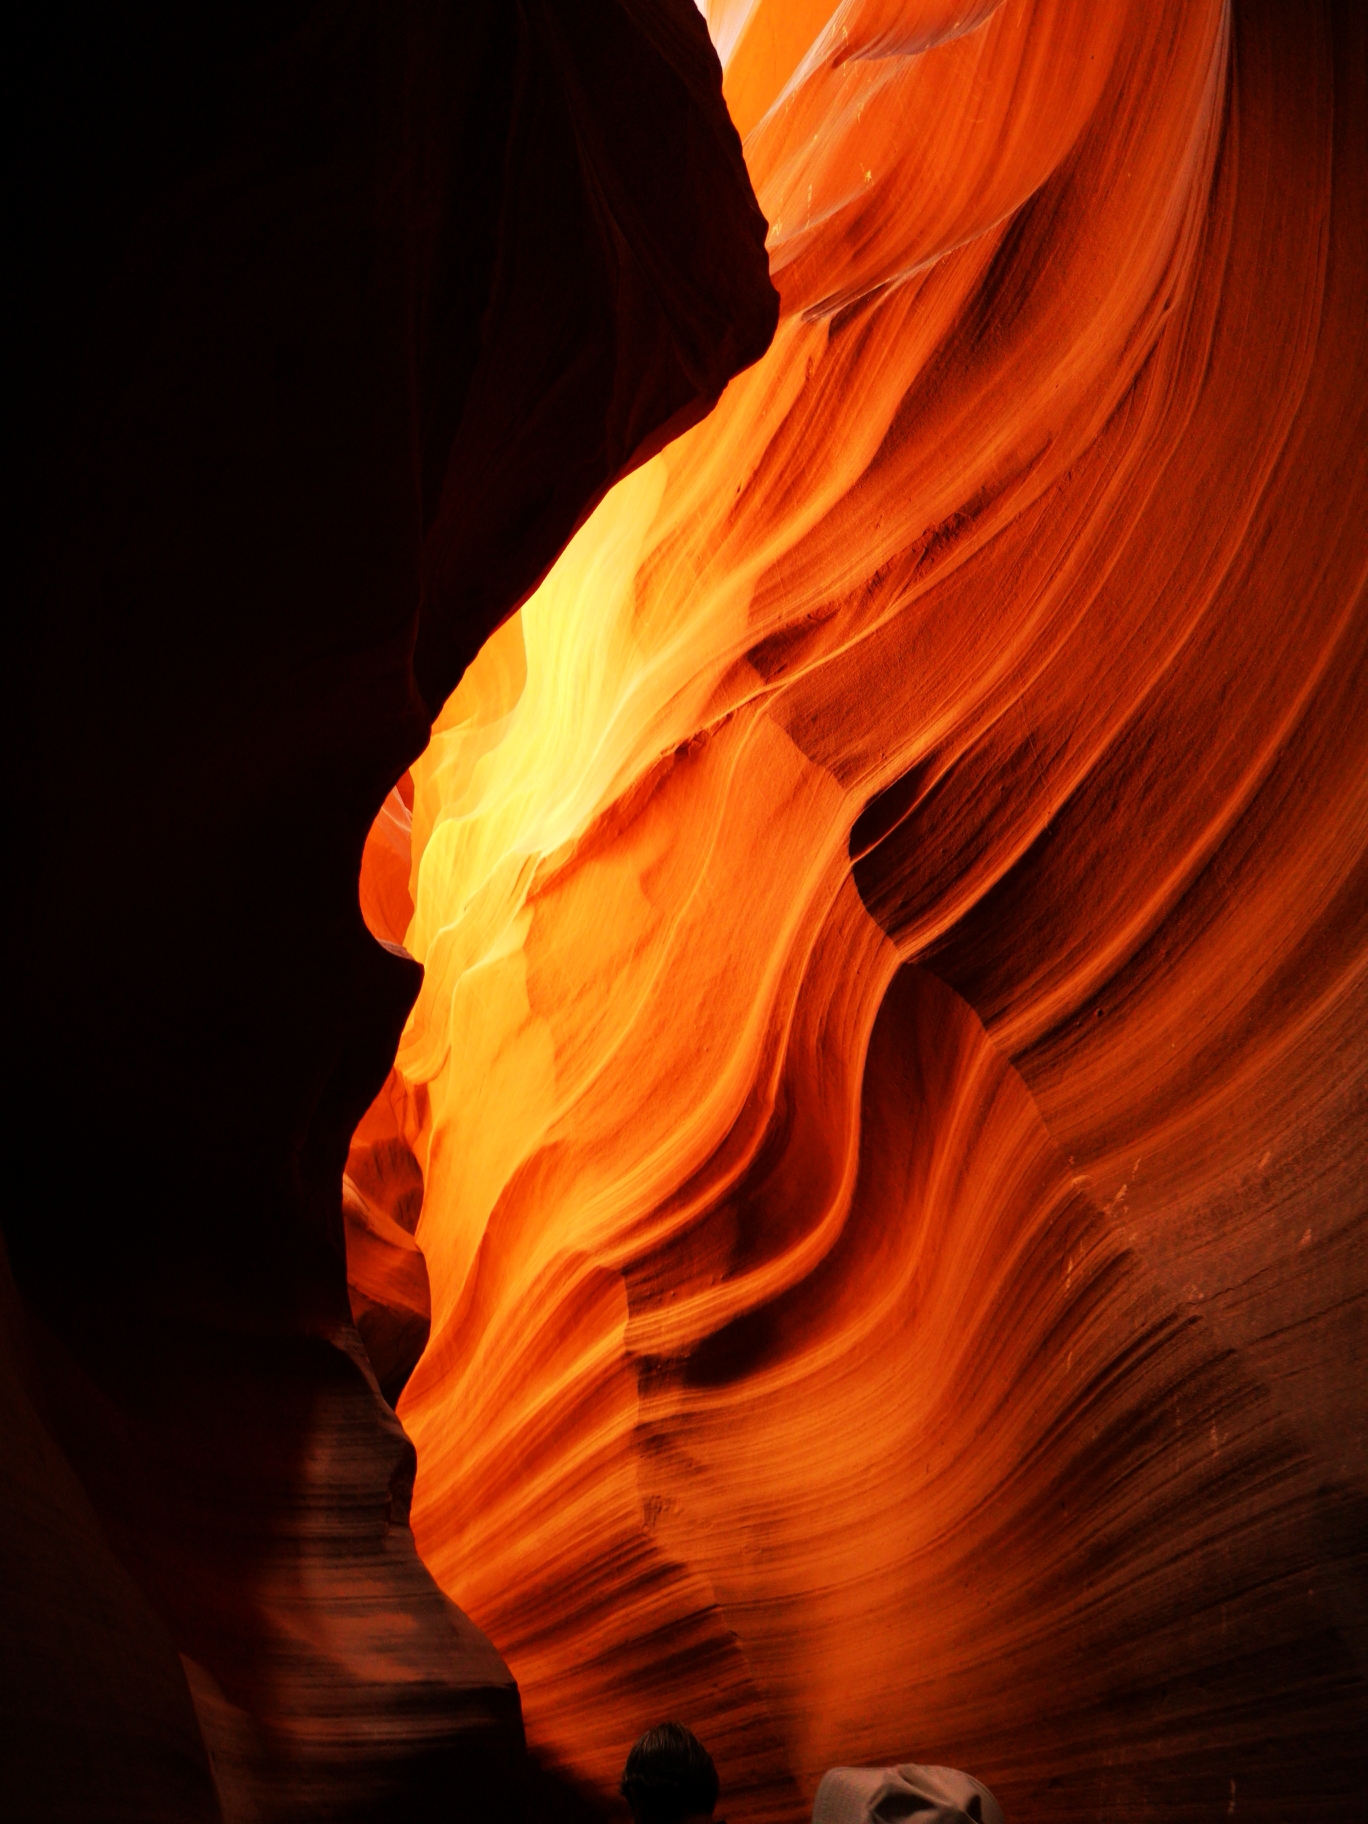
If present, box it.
[621,1724,722,1824]
[619,1725,1003,1824]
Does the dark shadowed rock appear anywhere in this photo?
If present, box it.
[3,4,776,1816]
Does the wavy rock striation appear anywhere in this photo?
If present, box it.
[364,1,1367,1818]
[4,3,774,1818]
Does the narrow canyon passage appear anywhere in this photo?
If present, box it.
[4,2,1364,1820]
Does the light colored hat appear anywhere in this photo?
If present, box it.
[812,1763,1004,1824]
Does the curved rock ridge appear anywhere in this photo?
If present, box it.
[5,2,774,1818]
[361,0,1367,1816]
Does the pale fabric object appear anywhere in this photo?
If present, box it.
[812,1764,1005,1824]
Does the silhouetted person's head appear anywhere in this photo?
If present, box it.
[620,1723,720,1824]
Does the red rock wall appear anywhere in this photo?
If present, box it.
[3,4,774,1817]
[360,1,1367,1817]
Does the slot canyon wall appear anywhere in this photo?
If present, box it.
[350,0,1368,1820]
[4,3,773,1818]
[1,2,1363,1823]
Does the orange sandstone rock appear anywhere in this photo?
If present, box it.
[363,1,1367,1817]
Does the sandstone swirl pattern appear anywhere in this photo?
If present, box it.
[356,2,1367,1815]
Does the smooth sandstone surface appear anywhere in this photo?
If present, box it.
[355,1,1367,1818]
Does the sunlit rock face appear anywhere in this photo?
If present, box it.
[4,4,772,1818]
[356,0,1368,1817]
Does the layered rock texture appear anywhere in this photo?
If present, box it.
[352,1,1368,1819]
[4,4,773,1818]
